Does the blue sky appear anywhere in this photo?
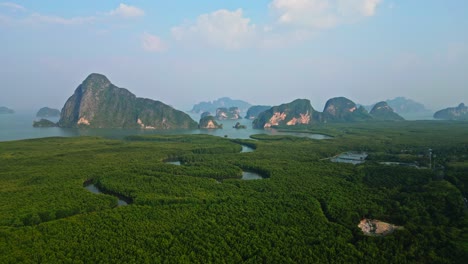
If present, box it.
[1,0,467,111]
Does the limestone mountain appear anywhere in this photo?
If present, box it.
[369,102,405,121]
[190,97,251,114]
[434,103,468,121]
[245,105,271,119]
[216,107,241,120]
[385,97,430,115]
[36,107,61,118]
[253,99,320,129]
[199,116,223,129]
[0,106,14,114]
[323,97,372,122]
[58,73,198,129]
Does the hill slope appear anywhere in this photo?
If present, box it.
[58,73,197,129]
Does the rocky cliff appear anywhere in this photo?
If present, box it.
[369,102,405,121]
[199,116,223,129]
[216,107,241,120]
[434,103,468,120]
[58,73,198,129]
[36,107,61,118]
[323,97,372,122]
[253,99,320,129]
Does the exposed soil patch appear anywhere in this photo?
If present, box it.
[358,218,402,236]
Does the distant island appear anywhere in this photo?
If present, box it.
[190,97,251,115]
[199,116,223,129]
[253,97,404,129]
[36,107,61,118]
[364,97,432,119]
[245,105,271,119]
[33,119,58,127]
[369,102,405,121]
[0,106,14,114]
[434,103,468,120]
[58,73,198,129]
[215,107,242,120]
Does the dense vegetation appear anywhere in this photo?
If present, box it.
[0,121,467,263]
[32,119,57,127]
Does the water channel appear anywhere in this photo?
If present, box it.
[84,183,130,206]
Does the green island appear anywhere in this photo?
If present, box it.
[0,121,467,263]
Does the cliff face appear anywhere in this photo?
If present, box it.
[323,97,372,122]
[434,103,468,120]
[58,73,197,129]
[245,105,271,119]
[216,107,241,120]
[253,99,320,129]
[370,102,405,121]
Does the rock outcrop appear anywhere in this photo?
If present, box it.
[253,99,320,129]
[0,106,14,114]
[36,107,61,118]
[245,105,271,119]
[233,122,246,129]
[216,107,241,120]
[434,103,468,120]
[323,97,372,122]
[33,119,58,127]
[370,102,405,121]
[199,116,223,129]
[58,73,198,129]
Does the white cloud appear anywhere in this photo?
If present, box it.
[270,0,383,28]
[109,3,144,18]
[171,9,257,50]
[142,33,167,52]
[1,3,144,26]
[270,0,338,29]
[26,13,95,25]
[337,0,382,17]
[0,2,25,11]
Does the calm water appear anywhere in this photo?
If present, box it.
[0,111,330,142]
[84,183,128,206]
[242,171,264,180]
[166,161,181,165]
[241,145,254,153]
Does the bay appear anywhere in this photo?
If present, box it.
[0,111,330,142]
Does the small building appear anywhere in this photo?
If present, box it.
[331,152,368,165]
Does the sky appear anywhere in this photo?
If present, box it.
[1,0,467,112]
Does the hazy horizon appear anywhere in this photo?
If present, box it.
[1,1,467,112]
